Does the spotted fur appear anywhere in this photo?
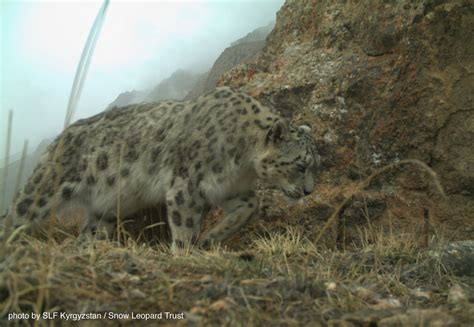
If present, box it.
[7,87,320,250]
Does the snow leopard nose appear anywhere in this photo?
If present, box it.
[303,189,312,196]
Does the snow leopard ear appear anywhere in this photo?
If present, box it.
[266,119,290,144]
[298,124,312,134]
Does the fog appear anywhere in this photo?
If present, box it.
[0,0,284,163]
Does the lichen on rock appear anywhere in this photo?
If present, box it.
[219,0,474,242]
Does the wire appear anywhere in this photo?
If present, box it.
[63,0,110,129]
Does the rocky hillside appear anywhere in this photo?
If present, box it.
[184,24,273,100]
[143,69,203,103]
[231,22,274,46]
[105,23,275,105]
[220,0,473,239]
[197,41,266,96]
[183,71,210,101]
[106,90,146,110]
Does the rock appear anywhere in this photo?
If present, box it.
[441,240,474,277]
[105,90,146,110]
[352,286,377,302]
[185,24,274,100]
[209,298,233,311]
[341,196,386,227]
[410,288,432,301]
[182,71,209,101]
[199,275,212,283]
[189,304,207,315]
[325,281,337,291]
[230,22,274,46]
[447,284,468,305]
[371,298,402,310]
[186,41,266,100]
[129,289,146,299]
[144,69,204,102]
[219,0,474,239]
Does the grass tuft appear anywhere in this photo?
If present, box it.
[1,224,471,326]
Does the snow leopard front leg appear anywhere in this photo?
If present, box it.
[166,184,209,252]
[199,191,258,249]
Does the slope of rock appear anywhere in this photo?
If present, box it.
[231,21,274,46]
[180,71,209,101]
[144,69,203,102]
[220,0,474,239]
[106,90,146,110]
[185,24,274,100]
[202,41,266,94]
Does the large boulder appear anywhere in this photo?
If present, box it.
[220,0,474,239]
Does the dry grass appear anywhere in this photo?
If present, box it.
[314,159,446,246]
[1,110,14,213]
[13,140,29,197]
[1,225,472,326]
[1,141,469,326]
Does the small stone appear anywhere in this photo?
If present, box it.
[447,284,468,305]
[129,289,146,299]
[129,275,141,283]
[352,286,376,302]
[190,306,207,315]
[410,288,431,301]
[210,298,233,311]
[371,298,401,310]
[325,282,337,291]
[336,96,345,106]
[441,241,474,277]
[199,275,212,283]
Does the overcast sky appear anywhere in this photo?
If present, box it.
[0,0,284,161]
